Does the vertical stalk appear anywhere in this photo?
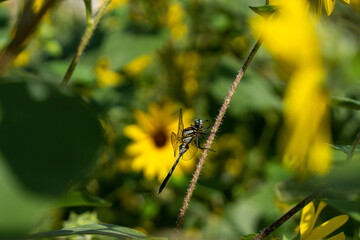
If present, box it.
[346,132,360,162]
[61,0,112,86]
[0,0,59,76]
[175,38,263,232]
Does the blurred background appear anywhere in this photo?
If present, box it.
[0,0,360,239]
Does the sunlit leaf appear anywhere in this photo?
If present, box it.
[241,233,258,240]
[28,223,149,239]
[210,74,282,117]
[249,5,279,17]
[331,96,360,110]
[57,191,111,207]
[330,145,357,155]
[101,30,168,69]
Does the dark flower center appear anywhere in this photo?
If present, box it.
[153,130,167,147]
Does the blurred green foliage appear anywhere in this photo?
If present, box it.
[0,0,360,239]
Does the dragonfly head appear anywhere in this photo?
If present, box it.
[194,119,203,128]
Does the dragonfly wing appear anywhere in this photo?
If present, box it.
[171,132,179,157]
[182,140,198,161]
[177,108,184,137]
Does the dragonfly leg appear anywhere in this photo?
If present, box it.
[199,132,216,152]
[202,125,212,132]
[195,135,215,152]
[200,132,209,140]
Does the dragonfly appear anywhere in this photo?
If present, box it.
[158,108,213,194]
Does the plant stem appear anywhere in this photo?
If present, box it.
[252,190,322,240]
[0,0,59,76]
[174,38,263,232]
[346,132,360,162]
[60,0,111,86]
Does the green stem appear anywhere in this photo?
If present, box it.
[174,38,263,232]
[0,0,59,76]
[60,0,111,86]
[252,190,322,240]
[346,132,360,162]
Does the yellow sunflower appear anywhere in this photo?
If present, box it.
[123,54,151,76]
[300,201,348,240]
[268,0,350,16]
[251,0,331,175]
[313,0,350,16]
[314,0,350,16]
[176,51,200,97]
[124,103,195,181]
[166,3,187,41]
[94,57,124,87]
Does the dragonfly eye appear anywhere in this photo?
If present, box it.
[194,119,203,128]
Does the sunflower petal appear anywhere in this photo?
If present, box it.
[328,232,346,240]
[124,125,147,140]
[314,201,327,221]
[324,0,336,16]
[314,0,323,17]
[300,202,316,238]
[304,215,349,240]
[338,0,350,4]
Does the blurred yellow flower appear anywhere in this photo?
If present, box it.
[300,201,348,240]
[32,0,51,21]
[282,69,331,175]
[252,2,321,68]
[33,0,44,13]
[100,120,117,164]
[269,0,350,16]
[251,0,331,175]
[12,50,30,67]
[167,3,187,40]
[124,103,195,181]
[123,54,151,76]
[108,0,128,11]
[95,57,124,87]
[206,134,243,177]
[176,51,200,96]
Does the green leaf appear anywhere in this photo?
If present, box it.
[330,144,353,155]
[210,74,282,117]
[57,191,112,207]
[331,96,360,110]
[226,182,281,234]
[101,30,168,69]
[0,80,104,236]
[277,160,360,201]
[249,5,279,17]
[28,223,149,239]
[46,59,95,83]
[241,233,258,240]
[326,199,360,221]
